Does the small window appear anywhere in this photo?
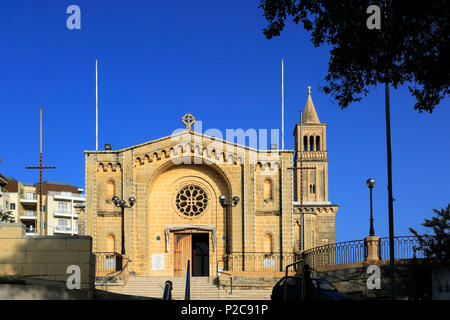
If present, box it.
[58,219,67,227]
[58,202,68,212]
[303,136,308,151]
[10,203,15,210]
[263,233,273,253]
[263,179,273,201]
[106,180,115,200]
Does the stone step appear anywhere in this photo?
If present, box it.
[117,276,273,300]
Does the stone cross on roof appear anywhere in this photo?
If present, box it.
[182,113,195,131]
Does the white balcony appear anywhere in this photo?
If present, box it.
[51,192,86,202]
[20,198,37,205]
[54,226,78,235]
[25,226,37,235]
[53,211,78,219]
[20,212,37,220]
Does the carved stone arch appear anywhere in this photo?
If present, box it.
[147,156,233,196]
[273,162,279,171]
[135,157,141,166]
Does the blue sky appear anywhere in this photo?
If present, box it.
[0,1,448,242]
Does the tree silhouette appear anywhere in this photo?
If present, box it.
[0,209,15,223]
[259,0,449,113]
[409,204,450,264]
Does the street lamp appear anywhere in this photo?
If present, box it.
[218,195,239,255]
[366,178,376,236]
[112,196,136,254]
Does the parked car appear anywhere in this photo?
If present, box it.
[271,276,351,301]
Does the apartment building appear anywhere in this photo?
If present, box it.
[3,178,85,236]
[0,173,15,221]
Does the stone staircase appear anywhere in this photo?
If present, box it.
[113,276,273,300]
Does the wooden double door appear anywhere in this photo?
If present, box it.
[174,233,209,277]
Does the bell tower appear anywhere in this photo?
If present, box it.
[293,87,338,251]
[293,86,328,203]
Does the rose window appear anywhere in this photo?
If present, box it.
[175,185,208,216]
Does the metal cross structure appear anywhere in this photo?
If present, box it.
[289,110,316,251]
[25,108,55,236]
[182,113,195,131]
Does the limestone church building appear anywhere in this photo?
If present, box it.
[83,88,339,277]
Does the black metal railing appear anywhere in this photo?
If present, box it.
[302,239,366,268]
[94,252,123,274]
[225,252,299,272]
[302,236,425,269]
[378,236,425,260]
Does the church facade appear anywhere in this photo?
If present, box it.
[83,89,339,277]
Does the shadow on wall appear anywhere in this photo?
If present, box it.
[309,259,433,300]
[0,223,95,300]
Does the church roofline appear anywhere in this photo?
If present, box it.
[84,130,294,155]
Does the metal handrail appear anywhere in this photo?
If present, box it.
[283,257,303,301]
[104,256,131,292]
[163,281,173,300]
[185,260,190,300]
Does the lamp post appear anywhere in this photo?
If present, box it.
[366,178,376,236]
[112,196,136,255]
[218,195,239,255]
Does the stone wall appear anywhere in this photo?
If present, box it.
[308,259,432,300]
[0,223,95,298]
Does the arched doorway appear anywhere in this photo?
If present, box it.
[147,159,232,277]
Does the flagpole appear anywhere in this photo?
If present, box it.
[281,58,284,150]
[96,59,98,151]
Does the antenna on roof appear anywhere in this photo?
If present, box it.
[281,58,285,150]
[96,59,99,151]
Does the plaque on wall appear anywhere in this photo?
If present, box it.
[263,259,275,267]
[152,254,164,270]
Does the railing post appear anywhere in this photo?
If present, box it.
[302,264,311,301]
[364,235,380,262]
[163,281,173,300]
[185,260,190,300]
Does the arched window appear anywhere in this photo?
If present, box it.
[310,184,313,193]
[313,184,316,194]
[106,234,115,253]
[316,136,321,151]
[263,179,273,201]
[303,136,308,151]
[310,136,315,151]
[106,180,115,200]
[263,233,273,253]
